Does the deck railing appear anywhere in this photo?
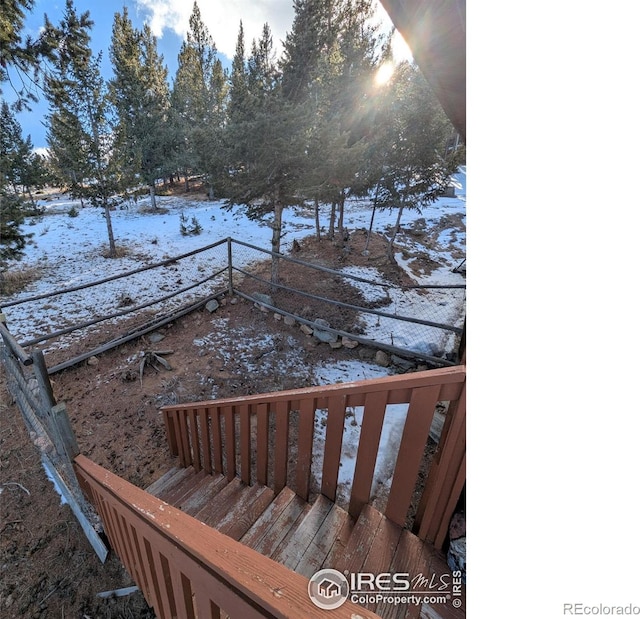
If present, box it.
[74,455,381,619]
[161,366,466,548]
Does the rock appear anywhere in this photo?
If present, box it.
[148,332,165,343]
[284,315,296,326]
[253,293,274,307]
[230,296,238,305]
[205,299,220,313]
[259,304,269,313]
[375,350,390,367]
[391,355,415,371]
[358,347,375,361]
[329,341,342,349]
[300,324,314,336]
[87,356,99,366]
[342,336,359,349]
[447,511,466,582]
[273,312,282,321]
[313,318,338,343]
[447,537,466,582]
[449,512,466,540]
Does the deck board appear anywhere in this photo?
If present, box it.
[216,484,276,540]
[160,469,209,506]
[178,473,229,515]
[270,495,333,569]
[295,500,352,578]
[240,487,298,548]
[334,504,384,575]
[252,494,309,557]
[144,466,181,496]
[194,477,245,526]
[153,467,196,502]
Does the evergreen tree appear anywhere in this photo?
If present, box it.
[284,0,380,242]
[227,21,249,125]
[373,63,463,259]
[0,0,58,109]
[0,100,25,190]
[170,1,227,198]
[110,9,170,208]
[226,23,305,284]
[44,0,118,257]
[18,147,49,210]
[0,99,33,268]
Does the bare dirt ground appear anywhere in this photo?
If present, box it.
[1,228,446,618]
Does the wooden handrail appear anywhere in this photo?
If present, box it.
[160,366,466,545]
[74,455,381,619]
[162,365,465,412]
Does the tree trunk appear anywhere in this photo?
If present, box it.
[103,199,117,258]
[149,181,157,210]
[26,187,36,210]
[314,197,321,241]
[364,182,381,254]
[328,200,336,240]
[337,189,346,243]
[271,194,284,286]
[386,202,405,260]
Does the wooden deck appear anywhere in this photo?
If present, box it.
[146,467,466,619]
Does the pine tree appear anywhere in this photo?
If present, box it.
[110,9,170,208]
[0,99,33,268]
[0,0,58,109]
[282,0,380,242]
[373,63,462,259]
[225,23,307,284]
[44,0,118,257]
[170,1,227,198]
[227,21,249,125]
[18,147,49,210]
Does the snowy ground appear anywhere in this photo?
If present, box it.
[3,169,466,348]
[2,171,466,503]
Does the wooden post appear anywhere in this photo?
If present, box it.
[50,402,80,460]
[0,315,33,366]
[31,349,57,408]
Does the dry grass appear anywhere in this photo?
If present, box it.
[98,244,133,259]
[0,266,43,296]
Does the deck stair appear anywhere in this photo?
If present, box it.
[145,466,466,619]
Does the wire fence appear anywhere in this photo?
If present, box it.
[2,239,231,372]
[0,320,108,560]
[1,237,465,372]
[230,239,466,364]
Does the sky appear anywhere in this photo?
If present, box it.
[9,0,410,149]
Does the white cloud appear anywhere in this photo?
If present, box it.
[134,0,399,61]
[134,0,295,59]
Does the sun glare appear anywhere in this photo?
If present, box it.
[391,30,413,63]
[375,62,395,86]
